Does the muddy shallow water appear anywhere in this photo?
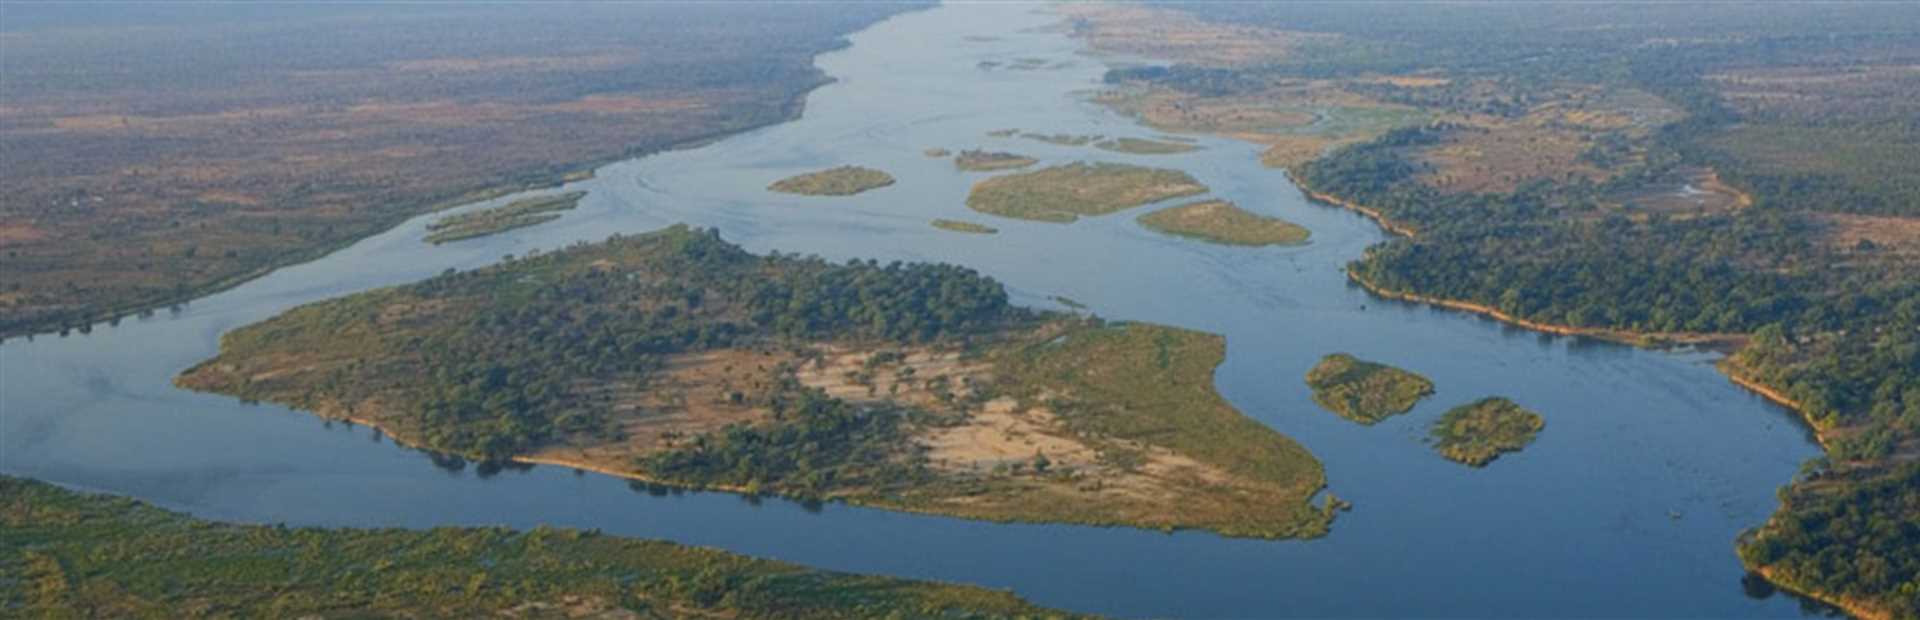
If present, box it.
[1,4,1829,618]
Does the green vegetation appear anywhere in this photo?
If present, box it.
[925,147,952,157]
[1737,464,1920,620]
[1105,2,1920,606]
[1304,353,1434,425]
[768,165,896,196]
[0,476,1081,619]
[955,150,1039,172]
[933,219,999,234]
[1020,133,1102,147]
[966,162,1207,223]
[979,322,1336,538]
[1429,398,1543,467]
[1094,137,1200,155]
[177,227,1335,538]
[986,128,1020,138]
[1138,200,1310,246]
[424,191,586,244]
[180,225,1021,462]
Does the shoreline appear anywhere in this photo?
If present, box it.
[1283,170,1421,238]
[1344,267,1745,350]
[1305,182,1874,620]
[1756,565,1890,620]
[1,74,836,343]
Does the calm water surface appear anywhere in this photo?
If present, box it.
[1,4,1829,618]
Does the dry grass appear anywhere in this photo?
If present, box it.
[1057,3,1328,67]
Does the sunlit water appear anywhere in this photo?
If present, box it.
[1,4,1829,617]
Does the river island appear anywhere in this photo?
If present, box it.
[1304,353,1434,424]
[1429,397,1545,466]
[966,162,1208,223]
[177,226,1338,539]
[768,166,896,196]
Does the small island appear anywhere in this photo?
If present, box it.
[932,218,998,234]
[178,226,1337,539]
[2,476,1078,619]
[1021,132,1103,146]
[1430,397,1545,467]
[424,191,586,244]
[767,165,895,196]
[924,147,951,157]
[986,128,1020,138]
[1138,200,1310,246]
[954,149,1039,172]
[966,162,1209,223]
[1095,137,1201,155]
[1304,353,1434,424]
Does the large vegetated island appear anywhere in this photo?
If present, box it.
[177,226,1338,539]
[0,3,925,338]
[1074,2,1920,615]
[966,162,1208,223]
[0,476,1083,619]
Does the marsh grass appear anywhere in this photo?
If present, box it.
[424,191,586,244]
[966,162,1207,223]
[768,166,896,196]
[1430,397,1544,466]
[1138,199,1310,246]
[1304,353,1434,424]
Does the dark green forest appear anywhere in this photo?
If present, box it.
[1132,2,1920,614]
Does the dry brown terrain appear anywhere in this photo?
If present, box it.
[0,4,917,337]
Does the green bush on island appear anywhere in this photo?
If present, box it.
[955,149,1039,172]
[0,476,1080,619]
[768,165,895,196]
[933,218,999,234]
[966,162,1208,223]
[1429,397,1544,466]
[1304,353,1434,424]
[1021,133,1102,146]
[924,147,952,157]
[1139,200,1310,246]
[425,191,586,244]
[1095,137,1201,155]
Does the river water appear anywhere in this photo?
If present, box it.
[1,4,1831,618]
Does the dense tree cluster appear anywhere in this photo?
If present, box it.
[251,226,1022,461]
[1738,464,1920,618]
[643,380,935,499]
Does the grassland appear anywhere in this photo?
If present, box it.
[0,4,920,338]
[175,227,1337,539]
[1095,137,1202,155]
[768,166,897,196]
[1429,398,1544,467]
[1138,200,1310,246]
[0,476,1082,619]
[1304,353,1434,425]
[955,150,1039,172]
[933,219,999,234]
[424,191,586,244]
[966,162,1208,223]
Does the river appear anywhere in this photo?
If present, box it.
[0,4,1832,618]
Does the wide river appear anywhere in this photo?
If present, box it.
[1,4,1833,618]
